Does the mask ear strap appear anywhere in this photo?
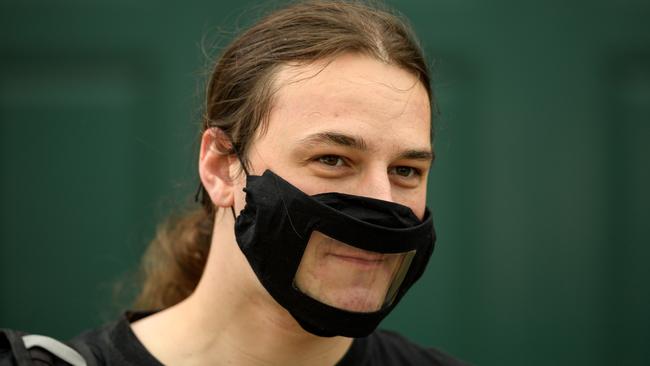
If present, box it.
[194,183,204,203]
[231,145,250,177]
[230,144,248,220]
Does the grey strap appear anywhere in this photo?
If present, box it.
[22,334,87,366]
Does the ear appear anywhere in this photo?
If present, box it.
[198,128,237,208]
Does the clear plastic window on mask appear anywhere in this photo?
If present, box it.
[293,231,415,313]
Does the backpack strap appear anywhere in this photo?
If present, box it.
[1,329,32,365]
[0,329,89,366]
[22,335,86,366]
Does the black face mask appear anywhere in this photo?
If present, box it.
[234,169,436,337]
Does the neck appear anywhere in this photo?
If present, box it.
[132,209,352,366]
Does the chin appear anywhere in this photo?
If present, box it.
[325,287,386,313]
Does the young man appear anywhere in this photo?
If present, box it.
[1,1,466,365]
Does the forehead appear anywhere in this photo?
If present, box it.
[258,53,432,152]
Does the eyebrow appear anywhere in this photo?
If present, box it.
[298,131,369,151]
[297,131,435,162]
[397,149,435,162]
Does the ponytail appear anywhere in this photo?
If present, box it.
[133,207,214,310]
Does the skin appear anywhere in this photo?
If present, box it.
[295,233,411,312]
[131,53,432,366]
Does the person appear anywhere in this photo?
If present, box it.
[1,1,466,365]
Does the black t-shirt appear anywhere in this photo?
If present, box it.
[65,312,466,366]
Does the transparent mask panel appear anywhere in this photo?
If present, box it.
[293,231,416,313]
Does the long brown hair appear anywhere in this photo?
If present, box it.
[134,0,434,310]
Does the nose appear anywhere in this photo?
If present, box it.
[357,168,393,203]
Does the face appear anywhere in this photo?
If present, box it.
[237,53,432,312]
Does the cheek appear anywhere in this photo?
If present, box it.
[394,189,427,220]
[280,172,351,196]
[291,176,428,219]
[410,202,427,221]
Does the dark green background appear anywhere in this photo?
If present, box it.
[1,1,649,365]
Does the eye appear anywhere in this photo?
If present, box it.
[390,166,421,178]
[317,155,345,167]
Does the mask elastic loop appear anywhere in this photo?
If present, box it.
[230,144,248,219]
[231,144,250,177]
[194,183,204,203]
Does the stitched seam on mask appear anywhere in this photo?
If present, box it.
[272,174,303,239]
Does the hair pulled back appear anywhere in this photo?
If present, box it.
[134,0,433,310]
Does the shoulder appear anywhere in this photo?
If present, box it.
[366,329,469,366]
[0,312,160,366]
[2,312,163,366]
[69,311,162,366]
[68,321,116,365]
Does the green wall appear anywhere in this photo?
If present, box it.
[1,1,649,365]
